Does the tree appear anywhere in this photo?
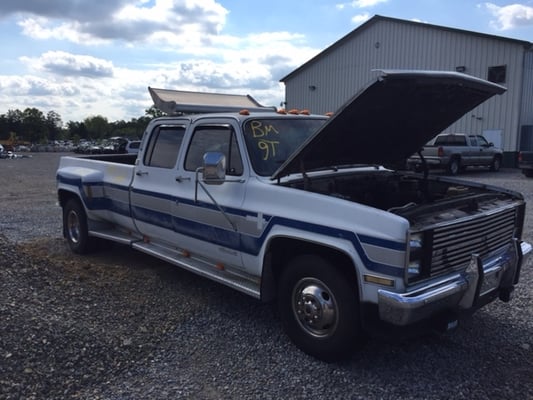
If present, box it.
[22,108,46,143]
[84,115,109,140]
[145,105,165,119]
[0,105,155,144]
[0,109,24,140]
[0,114,8,140]
[46,111,63,142]
[65,121,87,142]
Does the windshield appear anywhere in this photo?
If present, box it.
[243,117,326,176]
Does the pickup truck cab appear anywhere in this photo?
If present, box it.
[57,71,531,361]
[408,133,503,175]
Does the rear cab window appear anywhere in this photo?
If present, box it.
[434,135,467,146]
[143,125,186,169]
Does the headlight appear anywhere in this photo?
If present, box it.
[408,232,424,280]
[408,260,421,278]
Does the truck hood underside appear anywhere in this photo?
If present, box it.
[272,70,506,180]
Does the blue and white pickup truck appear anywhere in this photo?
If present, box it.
[57,71,531,361]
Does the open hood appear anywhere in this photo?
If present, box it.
[272,70,506,180]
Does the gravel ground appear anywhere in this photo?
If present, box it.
[0,153,532,399]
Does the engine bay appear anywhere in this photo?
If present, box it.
[283,170,518,229]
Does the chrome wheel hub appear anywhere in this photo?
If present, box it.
[67,210,81,244]
[293,278,338,338]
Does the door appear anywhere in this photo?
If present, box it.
[130,123,187,244]
[171,121,247,270]
[474,134,495,165]
[467,135,483,165]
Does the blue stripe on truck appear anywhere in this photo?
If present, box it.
[57,175,406,277]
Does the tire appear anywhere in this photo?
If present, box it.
[522,169,533,178]
[447,158,460,175]
[490,156,501,172]
[63,198,94,254]
[278,254,361,362]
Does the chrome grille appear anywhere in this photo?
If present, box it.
[429,207,516,276]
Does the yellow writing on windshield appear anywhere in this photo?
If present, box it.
[250,120,281,160]
[258,139,279,160]
[250,120,280,137]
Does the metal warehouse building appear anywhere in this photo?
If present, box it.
[281,15,533,166]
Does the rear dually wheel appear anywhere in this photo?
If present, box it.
[63,198,94,254]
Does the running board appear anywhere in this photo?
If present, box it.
[89,229,142,245]
[132,242,261,298]
[88,226,261,299]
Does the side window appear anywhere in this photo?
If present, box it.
[438,135,465,146]
[455,136,467,146]
[185,125,243,176]
[477,136,489,146]
[469,136,478,146]
[143,126,186,168]
[434,136,446,146]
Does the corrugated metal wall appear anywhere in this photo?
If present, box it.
[519,51,533,151]
[284,18,530,153]
[520,51,533,126]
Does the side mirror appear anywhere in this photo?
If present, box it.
[202,152,226,184]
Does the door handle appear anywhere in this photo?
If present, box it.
[175,176,191,182]
[136,170,148,176]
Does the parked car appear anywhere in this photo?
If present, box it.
[407,133,503,175]
[117,140,141,154]
[518,151,533,177]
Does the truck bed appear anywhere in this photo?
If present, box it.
[75,153,138,165]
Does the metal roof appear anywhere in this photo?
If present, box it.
[280,15,533,83]
[148,87,275,114]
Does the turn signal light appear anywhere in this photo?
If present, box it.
[364,274,395,287]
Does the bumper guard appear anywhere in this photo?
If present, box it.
[378,240,532,326]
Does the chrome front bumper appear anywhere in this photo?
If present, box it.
[378,240,532,326]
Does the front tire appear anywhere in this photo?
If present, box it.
[278,255,361,362]
[490,156,501,172]
[63,198,94,254]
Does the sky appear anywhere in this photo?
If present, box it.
[1,0,533,124]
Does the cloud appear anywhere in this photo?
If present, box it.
[21,51,114,78]
[7,0,229,45]
[0,75,80,96]
[0,0,125,21]
[336,0,388,10]
[482,2,533,30]
[0,1,322,120]
[336,0,385,25]
[0,75,82,115]
[351,13,371,24]
[1,28,319,121]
